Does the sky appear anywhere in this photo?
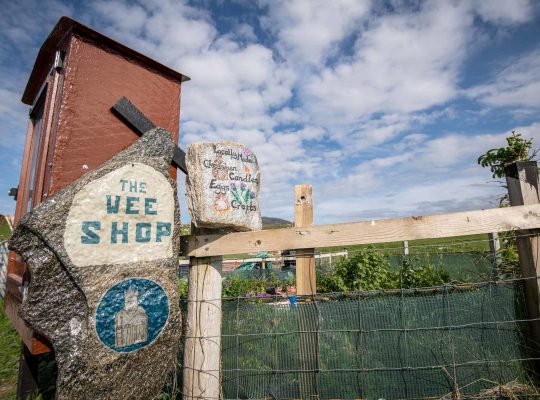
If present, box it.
[1,0,540,225]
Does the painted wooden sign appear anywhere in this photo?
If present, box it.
[186,141,262,231]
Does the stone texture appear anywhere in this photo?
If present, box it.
[8,128,181,400]
[186,141,262,231]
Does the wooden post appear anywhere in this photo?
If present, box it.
[16,345,39,400]
[295,185,316,295]
[293,185,319,399]
[505,161,540,348]
[403,240,409,256]
[488,232,501,267]
[183,248,223,400]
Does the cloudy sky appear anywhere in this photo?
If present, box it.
[1,0,540,224]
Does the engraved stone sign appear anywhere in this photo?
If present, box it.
[9,128,181,400]
[186,141,262,231]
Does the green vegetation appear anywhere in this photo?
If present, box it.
[178,274,295,299]
[478,131,539,206]
[0,300,20,400]
[478,131,537,179]
[0,216,11,241]
[318,233,490,255]
[317,248,451,292]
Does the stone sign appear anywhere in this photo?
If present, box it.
[64,162,175,266]
[9,128,181,400]
[186,141,262,231]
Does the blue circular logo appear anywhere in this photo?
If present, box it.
[95,278,169,353]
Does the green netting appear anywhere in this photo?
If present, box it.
[385,252,493,281]
[219,280,536,399]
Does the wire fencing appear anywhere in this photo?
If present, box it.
[218,278,537,399]
[163,232,540,399]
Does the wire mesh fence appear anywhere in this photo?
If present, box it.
[164,232,540,399]
[218,278,537,399]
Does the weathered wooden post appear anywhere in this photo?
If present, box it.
[294,184,319,399]
[505,161,540,348]
[183,252,223,400]
[488,232,502,267]
[295,184,316,295]
[184,142,262,399]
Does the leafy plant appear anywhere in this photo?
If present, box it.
[477,131,537,178]
[178,278,188,299]
[399,257,450,288]
[317,248,452,292]
[317,248,396,292]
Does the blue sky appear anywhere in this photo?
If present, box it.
[1,0,540,224]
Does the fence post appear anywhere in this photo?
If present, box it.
[183,230,223,400]
[505,161,540,348]
[488,232,501,267]
[293,184,319,399]
[403,240,409,256]
[295,184,316,295]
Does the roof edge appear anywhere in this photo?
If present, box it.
[22,16,190,105]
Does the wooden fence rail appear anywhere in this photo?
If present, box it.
[183,203,540,257]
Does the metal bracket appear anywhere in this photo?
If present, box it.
[111,97,187,174]
[9,186,18,201]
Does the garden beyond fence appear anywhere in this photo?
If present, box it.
[163,232,540,400]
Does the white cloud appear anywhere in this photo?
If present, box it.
[473,0,535,25]
[260,0,371,65]
[301,1,473,125]
[467,49,540,109]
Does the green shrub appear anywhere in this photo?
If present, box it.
[398,257,451,288]
[318,248,396,292]
[317,248,452,293]
[178,277,188,299]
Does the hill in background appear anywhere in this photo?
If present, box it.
[262,216,292,229]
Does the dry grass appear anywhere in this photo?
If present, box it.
[440,380,539,399]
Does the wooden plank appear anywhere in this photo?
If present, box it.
[505,161,540,349]
[295,185,316,295]
[185,203,540,257]
[111,97,188,174]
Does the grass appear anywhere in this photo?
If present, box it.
[218,233,492,260]
[0,216,11,241]
[0,299,20,400]
[317,233,491,255]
